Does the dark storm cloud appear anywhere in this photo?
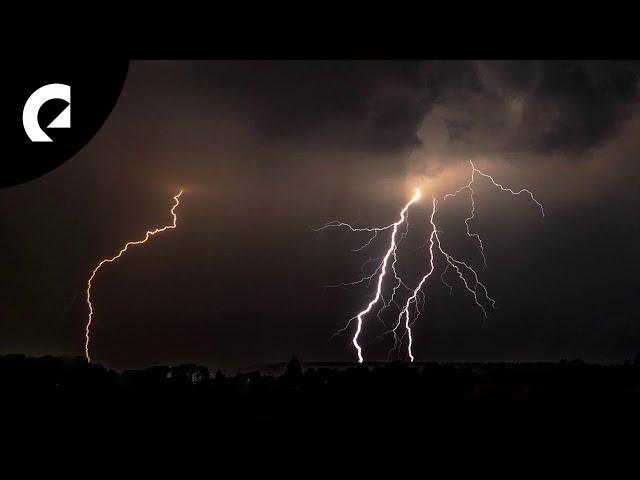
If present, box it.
[165,61,433,153]
[531,61,640,151]
[417,61,640,161]
[155,61,640,168]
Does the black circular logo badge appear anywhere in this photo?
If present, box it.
[4,59,129,188]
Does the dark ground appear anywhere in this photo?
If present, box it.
[1,354,639,418]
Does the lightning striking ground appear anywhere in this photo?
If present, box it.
[316,189,421,363]
[320,160,544,363]
[390,197,495,361]
[390,197,437,361]
[84,190,183,363]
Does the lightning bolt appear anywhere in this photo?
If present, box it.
[444,165,487,267]
[390,198,437,362]
[321,160,544,363]
[390,197,494,361]
[84,189,183,363]
[444,160,544,268]
[316,189,421,363]
[394,161,544,361]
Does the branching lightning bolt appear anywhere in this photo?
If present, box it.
[390,198,437,361]
[320,159,544,363]
[444,161,544,268]
[390,197,495,361]
[394,161,544,362]
[444,165,487,267]
[84,190,183,363]
[316,189,421,363]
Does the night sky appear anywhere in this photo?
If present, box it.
[2,60,639,370]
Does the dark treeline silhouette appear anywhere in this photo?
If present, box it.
[1,354,639,418]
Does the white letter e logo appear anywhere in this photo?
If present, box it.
[22,83,71,142]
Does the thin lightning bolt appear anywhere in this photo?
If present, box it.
[471,161,545,218]
[316,189,421,363]
[445,160,544,267]
[432,203,495,319]
[440,263,454,295]
[84,190,183,363]
[444,165,487,267]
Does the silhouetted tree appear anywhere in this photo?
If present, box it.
[281,357,302,388]
[285,357,302,378]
